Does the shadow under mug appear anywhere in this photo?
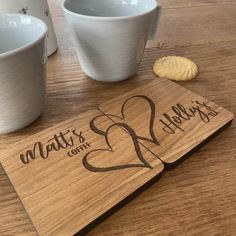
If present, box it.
[0,14,47,134]
[62,0,161,82]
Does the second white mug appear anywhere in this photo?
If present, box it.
[0,0,58,56]
[0,14,47,134]
[62,0,161,82]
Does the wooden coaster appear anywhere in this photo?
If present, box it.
[0,79,233,236]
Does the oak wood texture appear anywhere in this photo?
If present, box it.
[0,105,164,236]
[1,0,236,235]
[0,79,233,235]
[99,80,233,165]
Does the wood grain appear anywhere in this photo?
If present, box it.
[99,79,233,165]
[0,0,236,235]
[158,0,236,9]
[0,79,232,235]
[48,0,236,50]
[0,106,164,236]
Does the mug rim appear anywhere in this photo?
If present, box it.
[0,13,48,59]
[62,0,159,21]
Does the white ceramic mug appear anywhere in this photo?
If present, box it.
[62,0,161,82]
[0,13,47,134]
[0,0,58,56]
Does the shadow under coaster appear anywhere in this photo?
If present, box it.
[0,78,233,236]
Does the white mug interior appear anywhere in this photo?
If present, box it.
[0,14,47,55]
[63,0,157,17]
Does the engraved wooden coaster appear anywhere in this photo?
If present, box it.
[0,79,233,236]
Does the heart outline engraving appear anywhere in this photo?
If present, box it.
[120,95,159,145]
[82,95,161,172]
[92,95,159,146]
[82,122,153,172]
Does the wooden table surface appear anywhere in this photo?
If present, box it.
[1,0,236,235]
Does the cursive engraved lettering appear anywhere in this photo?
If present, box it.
[19,95,219,173]
[160,101,218,134]
[20,130,85,164]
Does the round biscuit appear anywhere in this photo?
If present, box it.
[153,56,198,81]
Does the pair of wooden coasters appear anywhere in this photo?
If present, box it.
[0,78,233,235]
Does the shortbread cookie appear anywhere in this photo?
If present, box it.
[153,56,198,81]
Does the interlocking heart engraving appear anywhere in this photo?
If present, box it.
[83,95,161,172]
[19,94,220,168]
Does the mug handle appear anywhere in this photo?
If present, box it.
[148,4,162,39]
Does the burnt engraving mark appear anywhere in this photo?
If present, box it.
[20,95,218,173]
